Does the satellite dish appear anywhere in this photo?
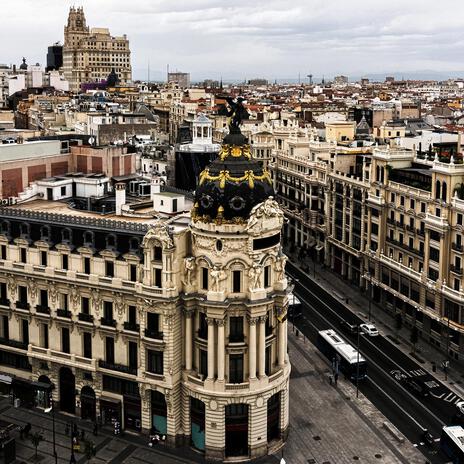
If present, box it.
[89,137,95,145]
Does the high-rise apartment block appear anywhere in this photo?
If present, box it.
[62,7,132,92]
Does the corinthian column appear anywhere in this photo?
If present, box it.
[248,316,257,379]
[207,317,215,380]
[217,319,225,381]
[185,310,193,371]
[258,315,266,377]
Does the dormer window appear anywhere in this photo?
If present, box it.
[20,223,30,238]
[61,228,72,244]
[106,234,117,250]
[129,237,139,252]
[83,231,94,247]
[40,225,51,241]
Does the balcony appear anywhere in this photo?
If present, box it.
[16,301,30,311]
[57,308,72,318]
[100,318,117,328]
[0,298,9,307]
[78,313,94,323]
[0,337,28,350]
[36,305,50,315]
[98,360,137,376]
[144,329,164,340]
[123,322,140,332]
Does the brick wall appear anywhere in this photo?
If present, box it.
[2,168,22,197]
[92,156,103,173]
[123,155,132,175]
[51,161,69,176]
[28,164,46,184]
[112,156,120,176]
[77,155,88,173]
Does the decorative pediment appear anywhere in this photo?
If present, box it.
[245,197,284,236]
[142,222,174,249]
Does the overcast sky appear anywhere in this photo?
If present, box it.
[3,0,464,81]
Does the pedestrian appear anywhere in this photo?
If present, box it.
[93,422,98,436]
[334,373,339,386]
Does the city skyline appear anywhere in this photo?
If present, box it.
[4,0,464,82]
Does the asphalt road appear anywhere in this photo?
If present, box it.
[287,261,462,464]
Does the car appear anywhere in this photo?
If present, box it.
[339,320,359,334]
[403,378,430,397]
[359,323,379,337]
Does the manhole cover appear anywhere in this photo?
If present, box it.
[313,435,321,441]
[375,454,382,459]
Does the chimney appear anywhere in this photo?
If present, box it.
[115,182,126,216]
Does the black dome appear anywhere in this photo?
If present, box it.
[193,132,274,223]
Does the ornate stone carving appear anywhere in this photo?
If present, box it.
[247,315,258,325]
[245,197,284,236]
[27,278,38,300]
[248,263,262,291]
[275,254,288,281]
[49,283,58,303]
[114,292,125,317]
[6,274,17,299]
[70,285,79,308]
[216,318,225,326]
[194,236,215,250]
[183,257,196,286]
[210,265,226,292]
[91,288,102,317]
[142,221,173,249]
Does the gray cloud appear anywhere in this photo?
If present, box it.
[2,0,464,81]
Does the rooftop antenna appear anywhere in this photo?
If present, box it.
[298,72,301,85]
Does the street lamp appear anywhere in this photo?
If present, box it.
[44,398,57,464]
[356,324,361,399]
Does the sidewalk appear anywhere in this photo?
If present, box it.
[272,331,425,464]
[289,251,464,400]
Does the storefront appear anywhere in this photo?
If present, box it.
[190,398,205,452]
[11,378,52,409]
[151,390,167,434]
[80,386,96,421]
[0,374,12,397]
[123,394,141,431]
[100,397,121,426]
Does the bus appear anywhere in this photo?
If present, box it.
[316,329,367,381]
[440,426,464,463]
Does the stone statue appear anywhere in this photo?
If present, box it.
[210,265,226,292]
[246,197,284,235]
[225,96,249,134]
[276,254,287,281]
[142,221,173,249]
[183,257,196,286]
[248,263,262,291]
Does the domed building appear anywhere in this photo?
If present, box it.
[179,111,291,459]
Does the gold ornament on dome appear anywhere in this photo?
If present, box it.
[219,144,251,161]
[198,168,272,189]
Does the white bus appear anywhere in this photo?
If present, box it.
[316,329,367,380]
[440,425,464,463]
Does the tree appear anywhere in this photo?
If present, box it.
[29,431,44,461]
[410,325,419,353]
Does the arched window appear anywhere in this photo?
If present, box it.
[20,222,30,238]
[129,237,139,251]
[442,182,447,202]
[83,231,94,247]
[436,180,441,200]
[61,228,72,244]
[40,225,51,240]
[1,221,10,235]
[106,234,117,250]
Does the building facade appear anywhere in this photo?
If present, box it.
[63,7,132,92]
[0,128,289,460]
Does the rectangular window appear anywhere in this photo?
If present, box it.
[2,315,8,339]
[147,312,159,332]
[264,265,271,287]
[410,199,415,209]
[105,337,115,364]
[0,282,8,304]
[41,251,47,267]
[41,323,49,349]
[18,286,27,304]
[40,289,48,308]
[103,301,113,321]
[147,350,163,374]
[154,268,162,287]
[229,317,244,342]
[371,223,379,235]
[130,264,137,282]
[1,245,6,260]
[105,261,114,278]
[81,297,90,314]
[232,270,241,293]
[62,327,70,353]
[22,319,29,345]
[202,267,208,290]
[61,186,66,196]
[128,341,138,370]
[128,305,136,325]
[84,257,91,274]
[458,213,464,225]
[421,202,426,213]
[198,312,208,339]
[199,349,208,377]
[265,346,271,375]
[391,193,396,202]
[154,246,162,261]
[83,332,92,359]
[400,196,405,206]
[229,354,244,383]
[62,254,68,270]
[20,248,27,263]
[429,247,440,262]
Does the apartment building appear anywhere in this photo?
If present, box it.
[0,129,290,460]
[63,7,131,92]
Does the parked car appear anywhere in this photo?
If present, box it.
[359,323,379,337]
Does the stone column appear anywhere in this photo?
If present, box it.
[258,316,266,377]
[217,319,225,381]
[248,316,257,379]
[207,317,215,380]
[278,318,285,367]
[185,310,193,371]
